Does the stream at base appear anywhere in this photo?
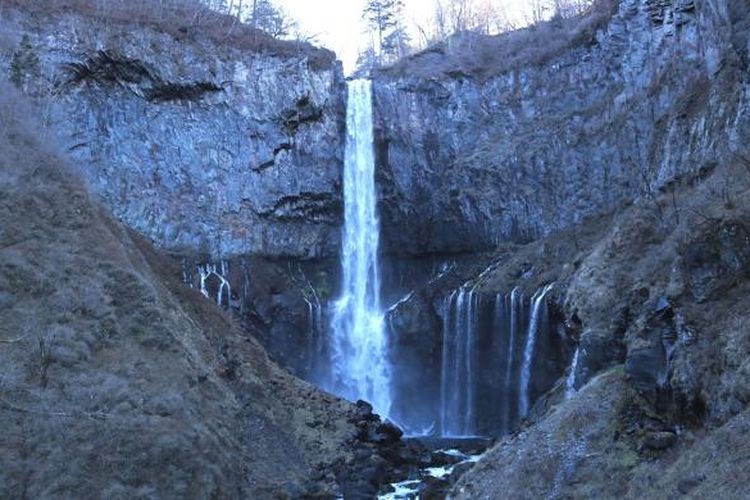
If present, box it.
[378,438,490,499]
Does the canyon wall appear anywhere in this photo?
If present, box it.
[377,0,750,435]
[2,6,346,260]
[1,5,349,376]
[373,0,750,255]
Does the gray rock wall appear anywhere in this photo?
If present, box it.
[2,8,346,259]
[372,0,750,255]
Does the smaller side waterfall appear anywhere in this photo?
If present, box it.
[439,283,557,437]
[501,287,522,433]
[519,284,554,419]
[440,288,478,436]
[305,296,327,384]
[464,290,478,434]
[565,347,581,399]
[440,290,457,436]
[193,261,231,309]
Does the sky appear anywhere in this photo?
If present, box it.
[275,0,532,73]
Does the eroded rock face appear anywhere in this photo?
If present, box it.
[0,94,367,498]
[2,8,346,259]
[180,254,338,380]
[449,150,750,497]
[372,0,750,256]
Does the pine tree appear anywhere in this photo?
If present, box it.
[381,25,411,62]
[363,0,405,61]
[353,46,378,78]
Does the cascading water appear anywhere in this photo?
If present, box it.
[464,289,478,434]
[329,79,391,417]
[305,296,326,384]
[440,288,477,436]
[440,284,557,437]
[501,287,522,434]
[565,347,581,399]
[197,261,231,308]
[440,290,457,436]
[518,284,554,419]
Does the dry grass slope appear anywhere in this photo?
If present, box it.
[0,81,356,498]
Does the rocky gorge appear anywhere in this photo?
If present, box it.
[1,0,749,498]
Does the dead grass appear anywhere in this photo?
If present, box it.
[377,0,620,80]
[0,77,362,497]
[1,0,336,69]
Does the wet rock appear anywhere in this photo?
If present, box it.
[429,451,463,467]
[625,341,668,396]
[373,421,405,444]
[421,475,451,499]
[643,431,677,451]
[354,399,376,420]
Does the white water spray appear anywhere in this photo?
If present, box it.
[440,290,457,435]
[198,261,230,308]
[440,287,479,437]
[565,347,581,399]
[464,288,478,434]
[519,284,554,419]
[329,79,391,417]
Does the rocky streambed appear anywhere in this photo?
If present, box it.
[379,438,491,499]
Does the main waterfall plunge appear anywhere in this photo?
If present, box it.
[328,79,392,417]
[184,80,572,439]
[321,80,567,435]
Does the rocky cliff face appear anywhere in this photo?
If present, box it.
[451,152,750,498]
[1,5,351,374]
[377,0,750,460]
[2,6,346,259]
[373,0,750,256]
[0,81,431,499]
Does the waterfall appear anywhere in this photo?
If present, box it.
[305,296,326,383]
[440,287,478,437]
[565,347,581,399]
[440,290,457,436]
[464,289,478,435]
[518,284,554,419]
[329,79,391,417]
[197,261,230,309]
[501,287,521,432]
[440,283,556,436]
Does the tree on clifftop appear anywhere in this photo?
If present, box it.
[363,0,407,62]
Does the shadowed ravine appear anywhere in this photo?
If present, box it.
[1,0,749,498]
